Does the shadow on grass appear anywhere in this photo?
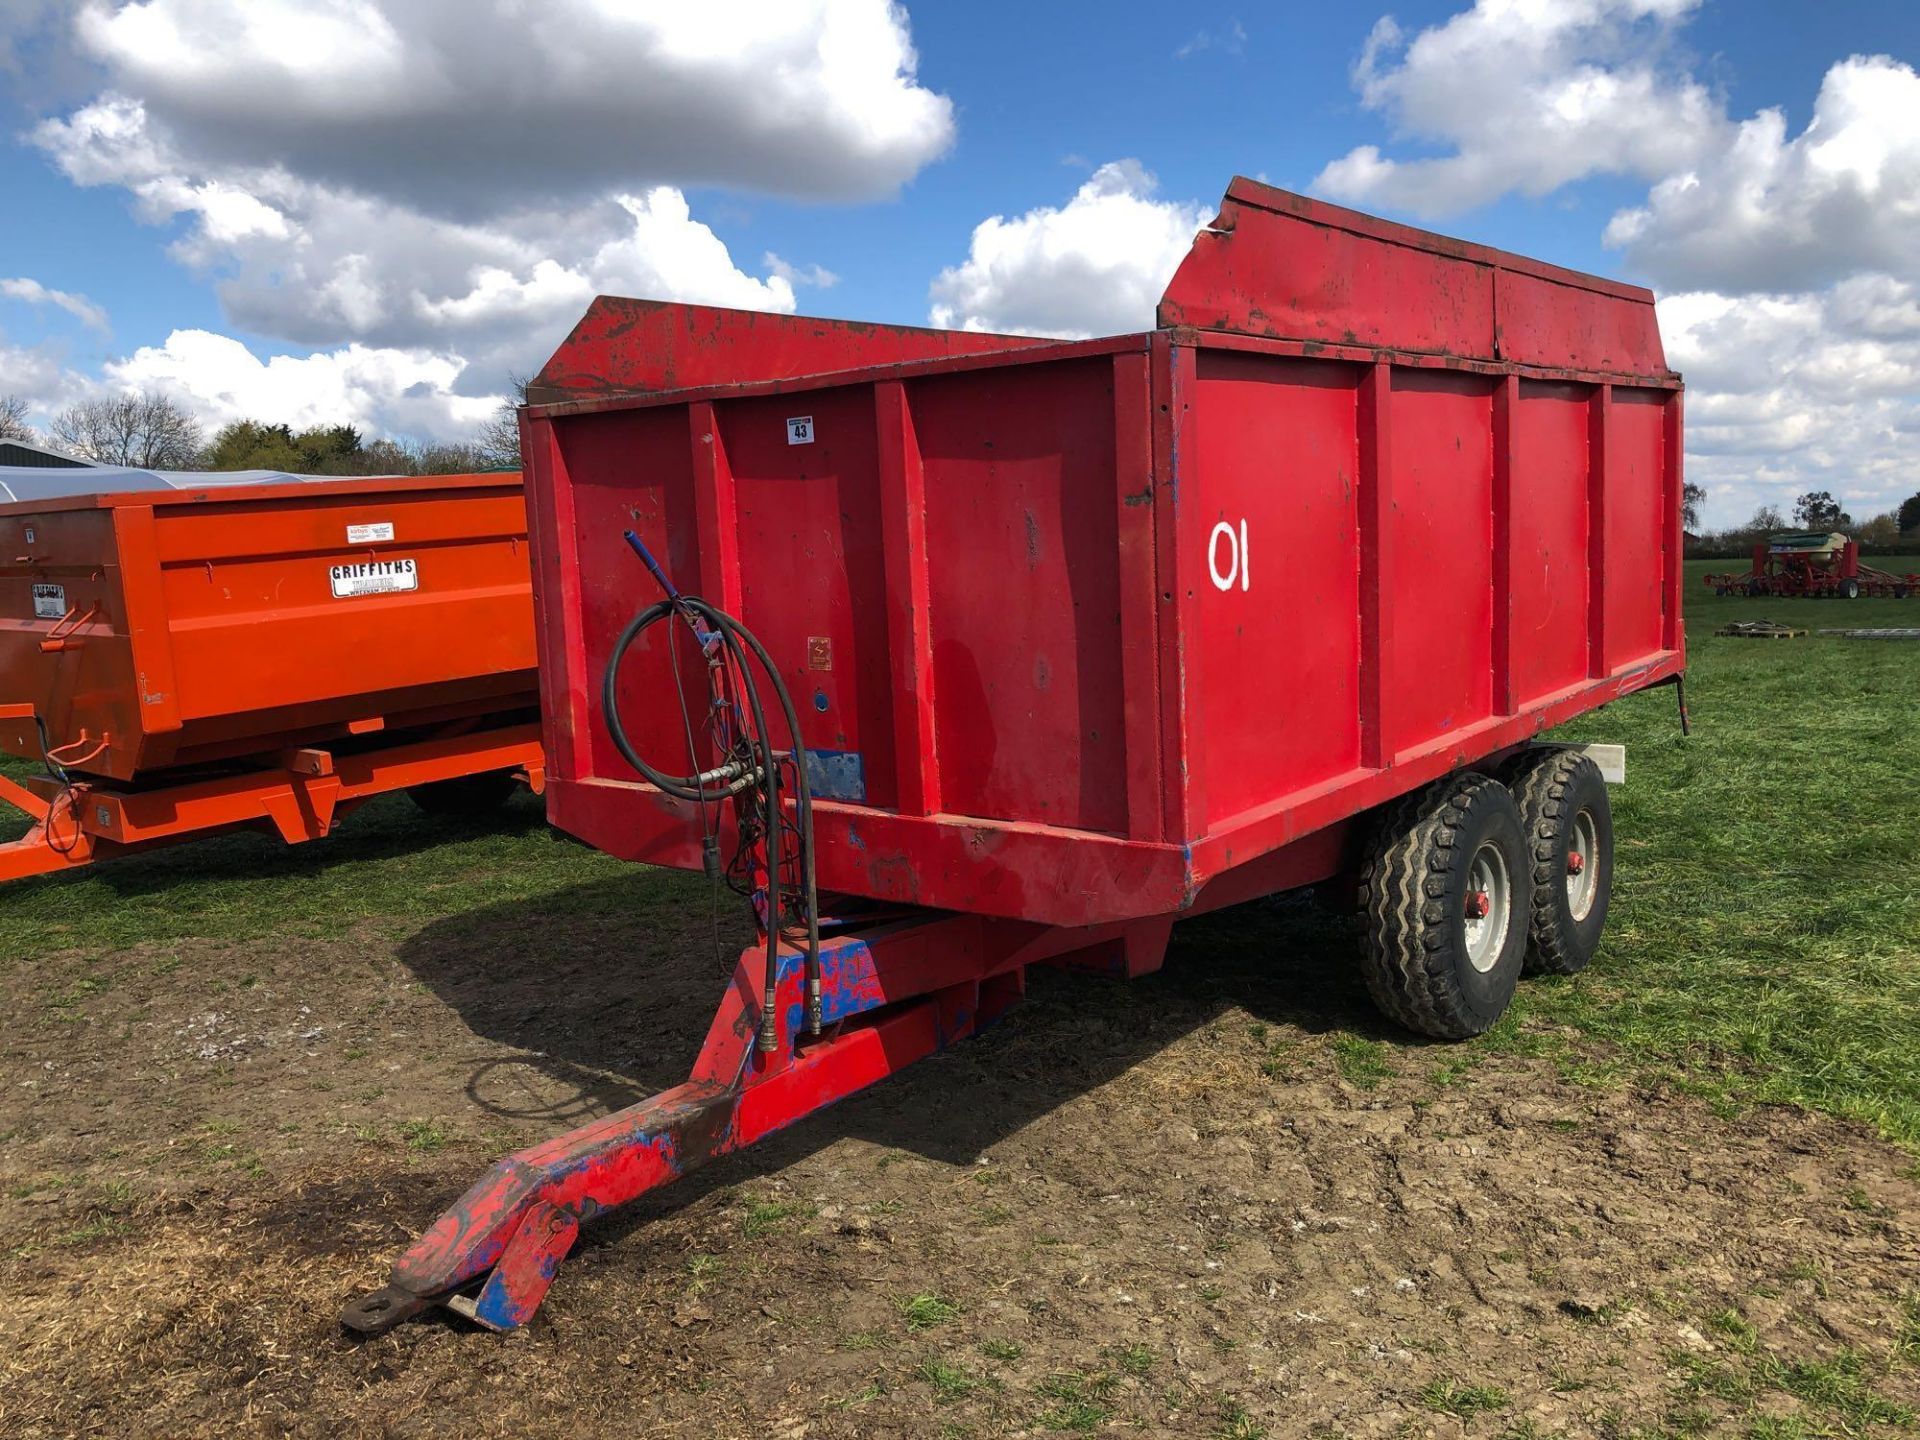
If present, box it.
[0,792,607,963]
[1,792,558,903]
[382,869,1412,1255]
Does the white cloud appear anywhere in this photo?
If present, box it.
[928,160,1209,337]
[0,333,96,420]
[413,192,797,331]
[67,0,953,211]
[1659,283,1920,525]
[108,330,500,442]
[1314,0,1717,216]
[33,93,805,394]
[1619,53,1920,526]
[1604,56,1920,294]
[0,277,110,333]
[24,1,939,419]
[1310,1,1920,529]
[765,254,841,290]
[0,322,497,446]
[1176,20,1247,60]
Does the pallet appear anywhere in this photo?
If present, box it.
[1715,621,1808,639]
[1815,628,1920,640]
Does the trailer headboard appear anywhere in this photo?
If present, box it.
[1157,177,1671,378]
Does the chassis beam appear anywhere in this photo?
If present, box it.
[0,722,544,884]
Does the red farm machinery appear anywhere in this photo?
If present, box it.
[343,178,1687,1336]
[1706,531,1917,599]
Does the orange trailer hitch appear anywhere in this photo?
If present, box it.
[0,703,93,876]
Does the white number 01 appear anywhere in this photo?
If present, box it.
[1209,519,1250,592]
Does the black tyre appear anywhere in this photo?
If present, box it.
[1506,749,1613,976]
[407,769,521,817]
[1356,772,1528,1040]
[1745,581,1763,597]
[1839,577,1860,599]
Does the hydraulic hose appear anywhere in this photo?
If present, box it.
[705,607,821,1036]
[602,567,820,1052]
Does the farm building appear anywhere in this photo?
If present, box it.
[0,437,98,469]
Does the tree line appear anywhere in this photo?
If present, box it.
[0,387,522,475]
[1684,483,1920,558]
[6,389,1916,547]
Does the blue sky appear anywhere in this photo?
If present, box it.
[2,2,1918,526]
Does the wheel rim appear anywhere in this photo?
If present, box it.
[1462,840,1512,973]
[1566,809,1599,922]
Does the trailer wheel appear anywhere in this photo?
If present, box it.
[1356,773,1528,1040]
[1839,577,1861,600]
[407,769,521,817]
[1506,749,1613,976]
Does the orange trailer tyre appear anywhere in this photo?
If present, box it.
[1357,773,1529,1040]
[1508,749,1613,976]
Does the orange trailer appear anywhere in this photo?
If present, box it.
[0,469,542,881]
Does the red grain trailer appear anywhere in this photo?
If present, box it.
[0,470,542,880]
[346,179,1686,1334]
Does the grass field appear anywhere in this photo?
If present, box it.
[1536,560,1920,1149]
[6,559,1916,1148]
[4,559,1918,1438]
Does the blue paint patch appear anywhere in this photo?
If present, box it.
[803,748,866,802]
[777,937,884,1043]
[474,1281,527,1331]
[812,689,830,712]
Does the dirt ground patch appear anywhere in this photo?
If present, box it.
[3,884,1916,1439]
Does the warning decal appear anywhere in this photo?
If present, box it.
[32,582,66,619]
[329,558,418,598]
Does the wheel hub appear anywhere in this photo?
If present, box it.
[1461,841,1512,974]
[1566,810,1600,922]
